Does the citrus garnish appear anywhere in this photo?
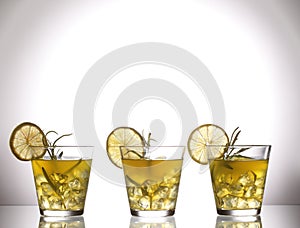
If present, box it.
[9,122,47,161]
[106,127,145,168]
[187,124,229,164]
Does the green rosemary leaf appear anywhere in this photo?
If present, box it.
[224,163,234,170]
[42,135,48,147]
[235,147,250,155]
[58,151,63,159]
[229,154,252,160]
[124,150,144,158]
[147,133,152,146]
[229,127,239,145]
[52,133,72,146]
[45,130,58,137]
[231,129,241,147]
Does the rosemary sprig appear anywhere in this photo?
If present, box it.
[40,130,74,209]
[223,127,250,160]
[122,130,156,159]
[141,130,157,159]
[124,150,144,159]
[43,131,72,160]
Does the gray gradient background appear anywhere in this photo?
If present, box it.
[0,0,300,206]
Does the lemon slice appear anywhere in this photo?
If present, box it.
[106,127,145,168]
[187,124,229,164]
[9,122,47,161]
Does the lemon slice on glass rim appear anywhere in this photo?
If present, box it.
[187,124,229,164]
[9,122,47,161]
[106,127,145,168]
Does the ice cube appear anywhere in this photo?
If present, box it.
[142,180,159,194]
[48,196,64,210]
[229,184,244,197]
[127,186,143,199]
[69,178,81,191]
[222,195,238,209]
[41,182,54,196]
[164,199,175,210]
[254,187,264,199]
[74,169,90,181]
[65,197,78,209]
[217,186,230,198]
[162,177,176,186]
[237,171,256,186]
[247,198,261,208]
[63,189,71,198]
[156,186,169,198]
[39,196,50,209]
[168,184,178,199]
[138,196,150,209]
[244,186,256,198]
[152,197,164,210]
[237,198,248,209]
[218,174,233,185]
[255,178,265,188]
[237,175,249,186]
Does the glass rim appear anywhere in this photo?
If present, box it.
[118,145,186,148]
[206,144,271,148]
[30,145,94,148]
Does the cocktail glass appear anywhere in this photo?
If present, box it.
[120,146,185,217]
[208,145,271,216]
[31,146,93,216]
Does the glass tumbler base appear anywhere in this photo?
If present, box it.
[40,209,84,217]
[217,208,261,216]
[131,209,175,217]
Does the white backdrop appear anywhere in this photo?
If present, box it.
[0,0,299,205]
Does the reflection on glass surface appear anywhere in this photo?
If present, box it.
[130,216,176,228]
[216,215,262,228]
[39,216,85,228]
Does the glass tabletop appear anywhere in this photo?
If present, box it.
[0,205,299,227]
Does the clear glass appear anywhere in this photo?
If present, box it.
[31,146,93,216]
[120,146,185,217]
[216,215,262,227]
[208,145,271,216]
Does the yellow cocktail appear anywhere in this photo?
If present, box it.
[208,145,270,216]
[31,146,93,216]
[121,146,185,217]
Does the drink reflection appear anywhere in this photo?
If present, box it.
[39,216,85,228]
[130,216,176,228]
[216,215,262,228]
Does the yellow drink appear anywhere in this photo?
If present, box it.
[31,159,92,214]
[122,159,182,213]
[210,159,268,211]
